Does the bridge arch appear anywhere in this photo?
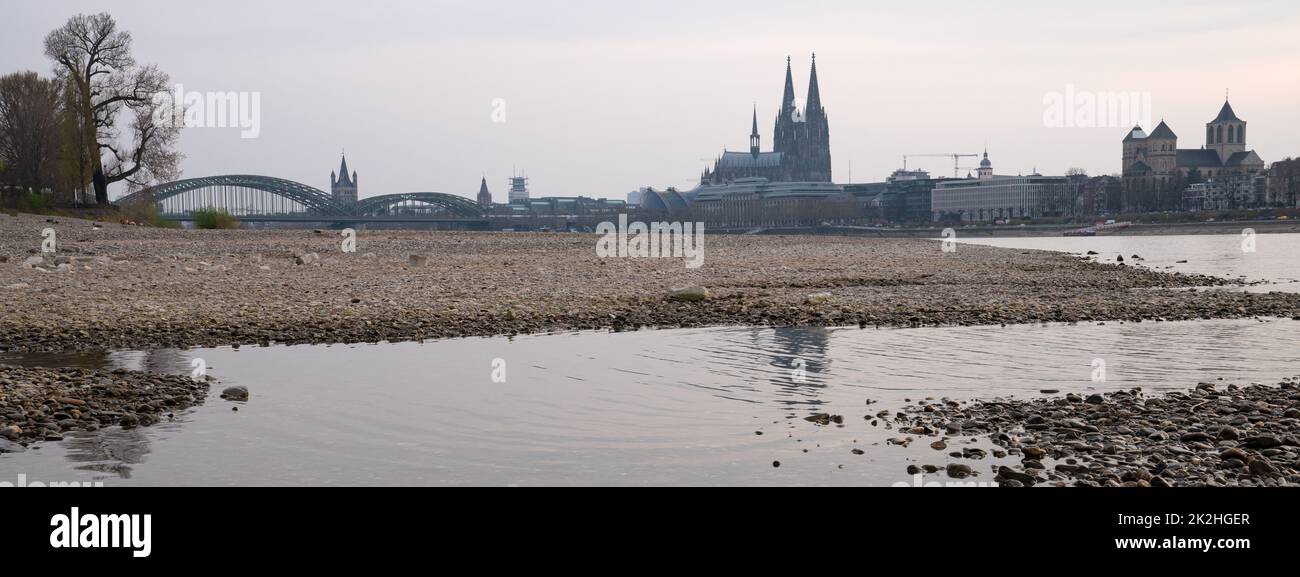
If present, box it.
[117,175,349,216]
[353,192,484,218]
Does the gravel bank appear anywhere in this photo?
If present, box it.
[4,212,1300,353]
[885,379,1300,487]
[0,364,210,452]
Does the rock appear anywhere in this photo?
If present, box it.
[804,292,833,305]
[1086,393,1105,404]
[946,463,973,479]
[1180,431,1213,443]
[668,286,709,302]
[1220,447,1250,463]
[1218,426,1240,441]
[1023,447,1047,459]
[851,448,865,456]
[220,386,250,401]
[1039,389,1060,394]
[295,253,321,266]
[930,440,947,451]
[4,283,30,290]
[1248,458,1278,476]
[1243,436,1282,449]
[0,439,27,453]
[997,466,1037,487]
[408,254,429,267]
[906,465,922,475]
[22,255,45,268]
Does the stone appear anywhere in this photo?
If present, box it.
[1085,394,1105,404]
[408,254,429,267]
[1243,436,1282,449]
[804,292,833,305]
[220,386,250,401]
[295,253,321,266]
[946,463,973,479]
[1248,458,1278,476]
[668,286,709,302]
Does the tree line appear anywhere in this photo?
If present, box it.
[0,12,181,206]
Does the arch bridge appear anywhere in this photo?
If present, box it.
[117,175,488,225]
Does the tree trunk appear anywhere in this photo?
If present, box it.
[93,165,108,204]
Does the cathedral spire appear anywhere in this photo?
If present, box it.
[806,53,822,114]
[750,103,761,156]
[781,55,796,115]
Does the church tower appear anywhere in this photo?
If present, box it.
[749,105,761,156]
[330,153,358,205]
[773,56,799,156]
[477,176,493,208]
[978,149,993,179]
[1206,100,1246,162]
[802,53,831,181]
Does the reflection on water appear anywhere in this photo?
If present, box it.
[3,319,1298,486]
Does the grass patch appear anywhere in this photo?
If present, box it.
[191,207,240,229]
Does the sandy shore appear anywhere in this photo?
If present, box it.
[3,212,1300,353]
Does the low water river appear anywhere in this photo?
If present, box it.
[2,234,1298,486]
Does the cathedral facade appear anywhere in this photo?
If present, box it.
[701,55,832,185]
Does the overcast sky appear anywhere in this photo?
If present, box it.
[5,0,1300,201]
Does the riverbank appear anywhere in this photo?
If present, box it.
[0,364,210,452]
[4,212,1300,353]
[882,378,1300,487]
[752,217,1300,238]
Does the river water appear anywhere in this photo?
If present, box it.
[2,234,1299,486]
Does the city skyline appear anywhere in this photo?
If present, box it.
[4,0,1299,200]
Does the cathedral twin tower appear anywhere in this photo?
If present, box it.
[703,55,832,185]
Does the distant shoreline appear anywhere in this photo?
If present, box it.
[731,218,1300,238]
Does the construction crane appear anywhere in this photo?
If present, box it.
[903,153,980,178]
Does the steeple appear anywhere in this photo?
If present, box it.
[336,153,353,186]
[806,53,822,114]
[477,175,492,208]
[750,103,761,156]
[781,56,796,116]
[329,152,358,205]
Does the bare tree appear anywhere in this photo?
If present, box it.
[44,12,182,204]
[0,72,63,194]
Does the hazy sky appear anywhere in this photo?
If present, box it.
[5,0,1300,201]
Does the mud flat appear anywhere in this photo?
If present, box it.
[3,212,1300,353]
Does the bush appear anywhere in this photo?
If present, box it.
[16,192,52,213]
[191,207,240,229]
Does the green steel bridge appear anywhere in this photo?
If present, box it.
[115,175,490,226]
